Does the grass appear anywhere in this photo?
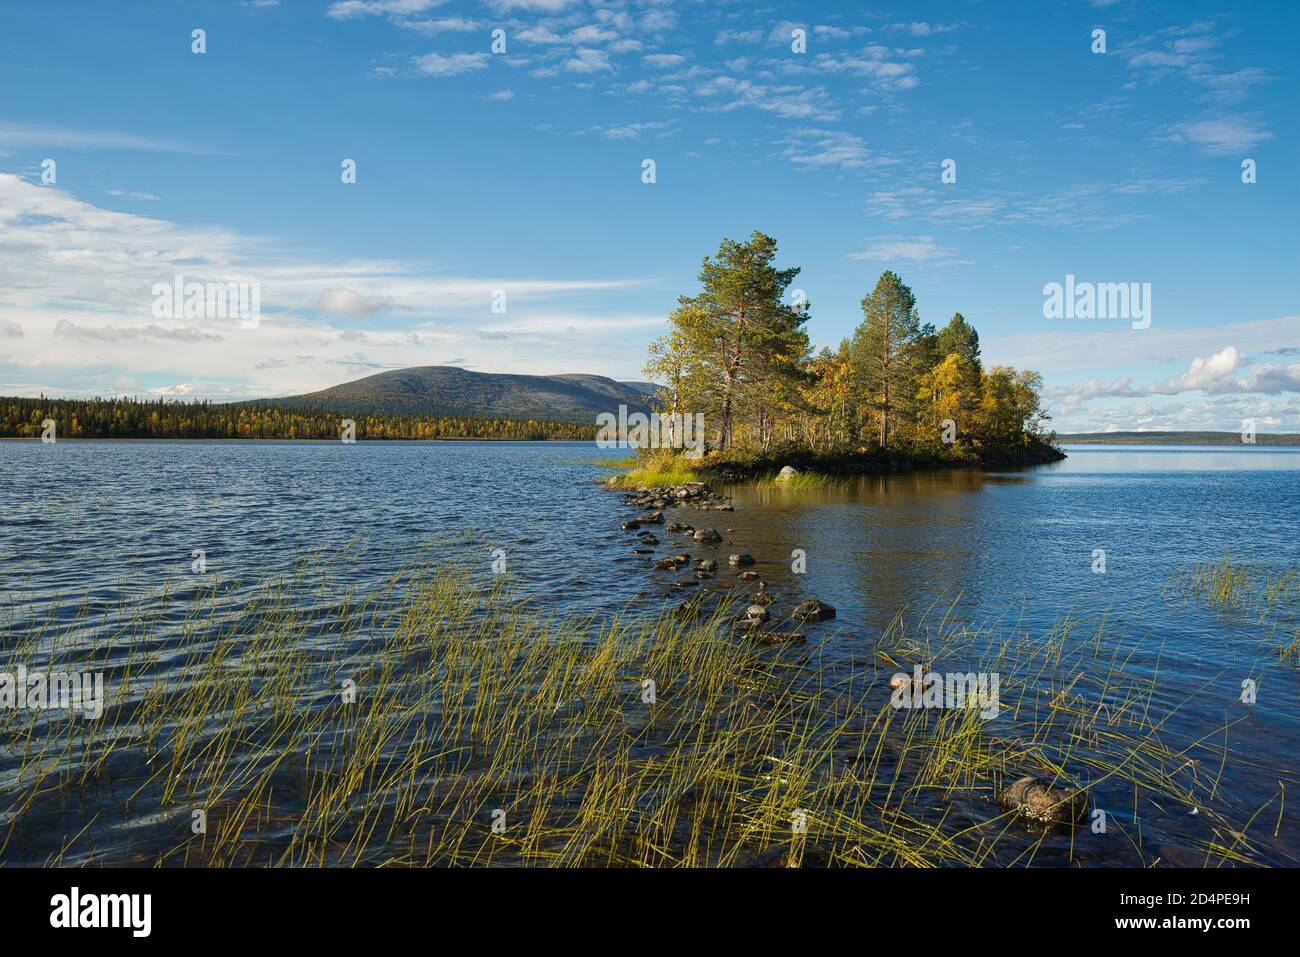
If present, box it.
[599,449,701,489]
[1178,553,1252,608]
[1,554,1288,867]
[1171,554,1300,669]
[760,470,846,490]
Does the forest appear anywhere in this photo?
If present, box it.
[0,396,595,441]
[645,231,1058,465]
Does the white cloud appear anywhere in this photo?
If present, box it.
[0,174,658,397]
[847,235,969,267]
[1160,114,1273,154]
[412,52,489,77]
[782,128,872,170]
[317,288,399,317]
[562,48,613,74]
[326,0,447,19]
[1156,345,1247,392]
[643,54,685,68]
[0,121,215,155]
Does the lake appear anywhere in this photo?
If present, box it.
[1,440,1297,865]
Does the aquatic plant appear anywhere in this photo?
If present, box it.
[0,555,1286,867]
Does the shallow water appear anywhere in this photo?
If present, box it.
[1,440,1297,865]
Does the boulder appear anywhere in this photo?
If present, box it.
[999,776,1088,825]
[792,599,836,622]
[775,465,799,482]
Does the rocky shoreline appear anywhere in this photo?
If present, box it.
[612,479,835,644]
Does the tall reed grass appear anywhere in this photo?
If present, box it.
[1,555,1283,867]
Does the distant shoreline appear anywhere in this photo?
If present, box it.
[1059,431,1300,446]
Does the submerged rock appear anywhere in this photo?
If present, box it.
[792,599,836,622]
[999,776,1088,825]
[738,570,760,582]
[748,630,806,646]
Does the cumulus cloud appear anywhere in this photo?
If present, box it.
[1154,345,1248,392]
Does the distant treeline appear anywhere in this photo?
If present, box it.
[0,396,597,441]
[1059,431,1300,446]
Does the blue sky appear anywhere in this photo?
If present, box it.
[0,0,1296,432]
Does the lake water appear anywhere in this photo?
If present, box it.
[1,440,1298,865]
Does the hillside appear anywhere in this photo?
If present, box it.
[270,366,658,422]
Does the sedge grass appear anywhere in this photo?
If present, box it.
[0,557,1290,867]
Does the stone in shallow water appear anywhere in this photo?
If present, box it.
[728,553,755,566]
[998,776,1088,825]
[792,599,836,622]
[693,528,722,543]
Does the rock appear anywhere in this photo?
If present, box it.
[775,465,799,482]
[792,599,836,622]
[999,776,1088,825]
[654,554,691,570]
[888,675,910,691]
[752,591,775,605]
[666,522,690,533]
[714,504,734,512]
[743,604,770,623]
[694,559,717,572]
[738,571,760,582]
[638,534,659,546]
[693,528,722,543]
[633,548,653,555]
[728,553,755,566]
[636,511,664,525]
[620,520,642,530]
[748,630,806,646]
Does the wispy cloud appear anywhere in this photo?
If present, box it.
[0,121,218,155]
